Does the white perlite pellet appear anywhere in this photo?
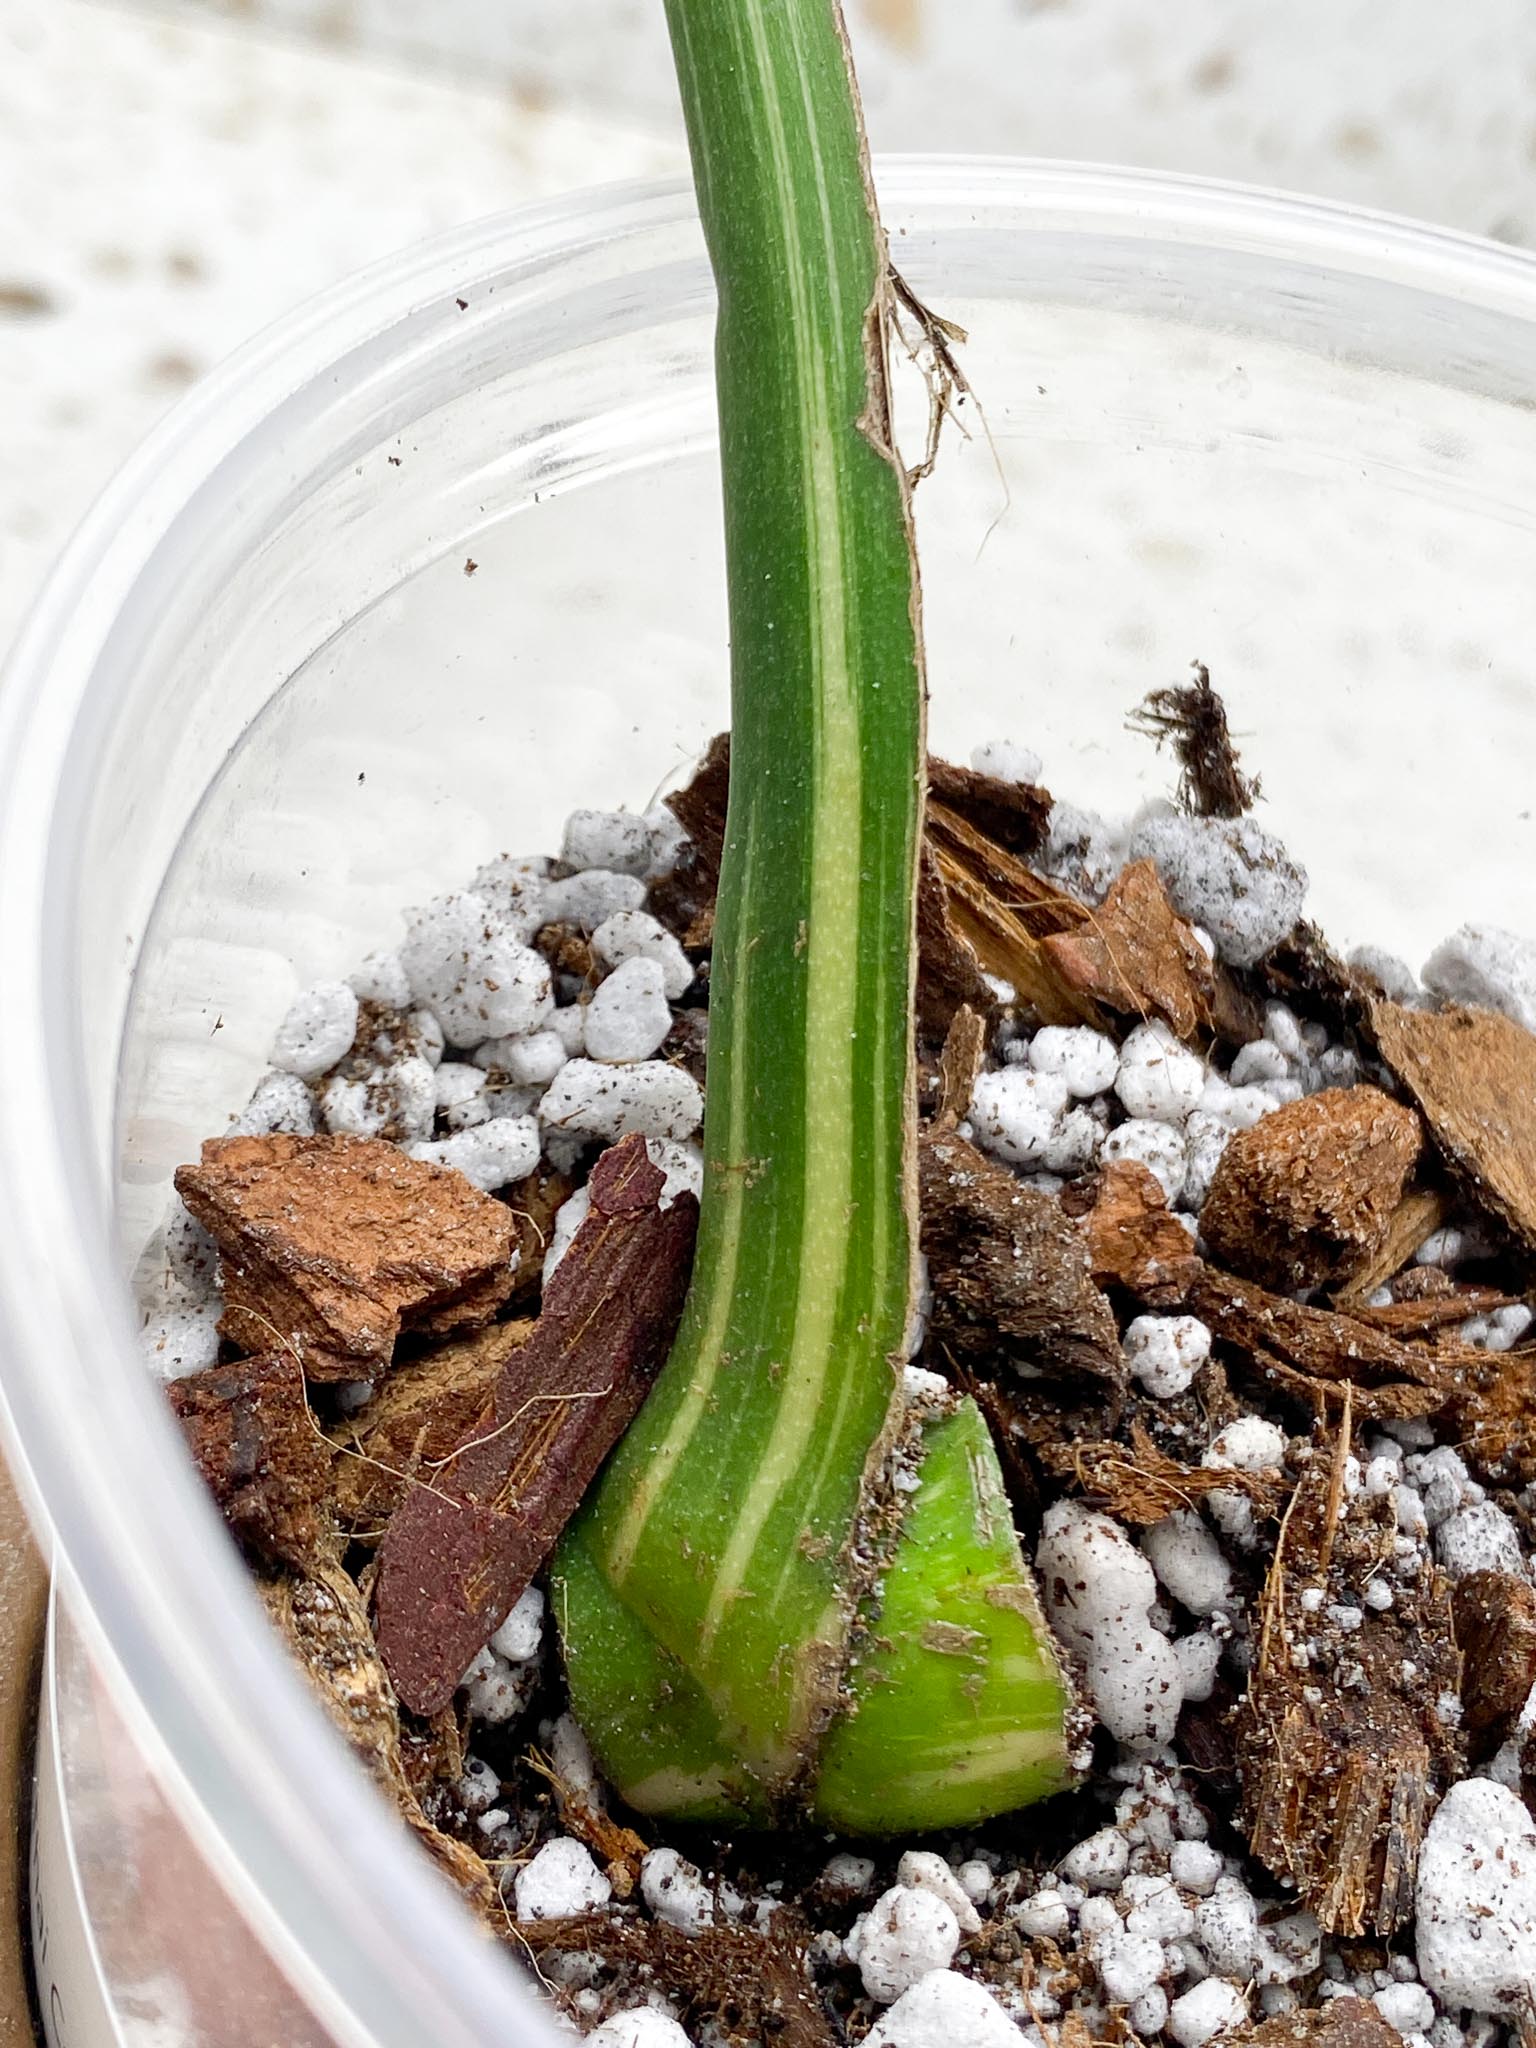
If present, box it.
[322,1055,437,1142]
[269,980,359,1080]
[1130,1987,1171,2037]
[1142,1509,1235,1617]
[583,955,673,1063]
[1099,1931,1166,2005]
[1129,810,1307,969]
[408,1116,540,1192]
[489,1585,544,1665]
[1374,1986,1436,2036]
[865,1970,1022,2048]
[1168,1978,1247,2048]
[539,1059,703,1143]
[822,1853,876,1898]
[1038,1502,1184,1747]
[561,808,654,878]
[970,738,1043,786]
[1416,1779,1536,2015]
[896,1850,982,1933]
[852,1885,961,2002]
[458,1642,538,1727]
[1013,1890,1071,1940]
[467,855,550,941]
[968,1068,1070,1169]
[513,1839,612,1922]
[593,909,694,1002]
[475,1028,569,1086]
[641,1847,715,1934]
[1116,1021,1207,1125]
[1170,1841,1223,1895]
[542,868,648,928]
[1029,1025,1120,1098]
[140,1300,222,1382]
[587,2009,692,2048]
[232,1069,317,1137]
[349,949,413,1009]
[1123,1315,1212,1399]
[1421,923,1536,1034]
[1102,1119,1187,1204]
[400,892,552,1048]
[1434,1501,1524,1579]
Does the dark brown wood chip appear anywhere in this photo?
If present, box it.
[920,1129,1123,1389]
[168,1351,333,1568]
[375,1134,696,1715]
[174,1133,516,1379]
[1040,857,1217,1044]
[1453,1569,1536,1749]
[1370,999,1536,1253]
[1201,1086,1422,1293]
[1191,1267,1450,1415]
[927,755,1053,857]
[1237,1427,1463,1936]
[916,844,995,1041]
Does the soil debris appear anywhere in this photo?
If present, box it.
[919,1128,1123,1390]
[1075,1159,1203,1306]
[330,1319,532,1537]
[167,1350,333,1568]
[1040,857,1217,1044]
[174,1133,515,1379]
[1039,1419,1285,1528]
[502,1165,579,1300]
[1236,1420,1464,1937]
[1200,1086,1422,1293]
[1231,1998,1402,2048]
[927,754,1052,858]
[261,1557,500,1919]
[1370,998,1536,1254]
[375,1134,697,1715]
[511,1911,836,2048]
[1452,1569,1536,1750]
[1129,663,1259,820]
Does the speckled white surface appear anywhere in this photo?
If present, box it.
[0,0,683,658]
[6,0,1536,665]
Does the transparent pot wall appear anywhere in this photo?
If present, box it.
[4,166,1535,2048]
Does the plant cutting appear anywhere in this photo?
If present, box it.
[549,0,1080,1833]
[134,7,1536,2043]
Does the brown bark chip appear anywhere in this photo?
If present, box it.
[1040,858,1217,1045]
[1078,1160,1203,1306]
[1453,1569,1536,1748]
[167,1352,333,1568]
[919,1129,1123,1390]
[1237,1428,1464,1937]
[375,1134,697,1715]
[1370,998,1536,1252]
[330,1320,533,1536]
[1233,2000,1402,2048]
[932,1003,988,1130]
[916,845,995,1041]
[174,1134,516,1379]
[1039,1420,1284,1528]
[1200,1086,1422,1293]
[927,755,1053,858]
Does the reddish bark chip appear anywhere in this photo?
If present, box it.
[1078,1160,1203,1305]
[1453,1569,1536,1747]
[1201,1085,1422,1292]
[167,1352,332,1567]
[374,1134,696,1715]
[1040,858,1216,1045]
[173,1133,515,1379]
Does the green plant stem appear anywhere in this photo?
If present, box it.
[554,0,1078,1831]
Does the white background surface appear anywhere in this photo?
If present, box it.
[3,0,1536,661]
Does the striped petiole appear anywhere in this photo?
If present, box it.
[552,0,1079,1831]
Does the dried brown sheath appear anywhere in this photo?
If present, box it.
[375,1134,697,1713]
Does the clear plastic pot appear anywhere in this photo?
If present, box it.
[2,160,1534,2047]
